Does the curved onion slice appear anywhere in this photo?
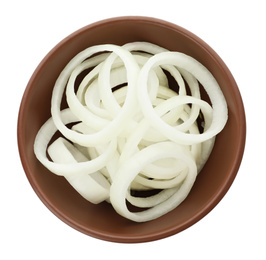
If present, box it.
[137,51,228,145]
[48,137,110,204]
[110,141,197,222]
[52,44,140,147]
[34,109,117,177]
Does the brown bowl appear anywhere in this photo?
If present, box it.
[17,16,246,243]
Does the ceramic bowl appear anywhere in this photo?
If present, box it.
[17,16,246,243]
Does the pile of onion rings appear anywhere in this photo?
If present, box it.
[34,42,228,222]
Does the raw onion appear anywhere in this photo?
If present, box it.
[34,42,228,222]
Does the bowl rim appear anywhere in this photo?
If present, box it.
[17,15,246,243]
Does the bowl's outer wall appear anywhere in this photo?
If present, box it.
[17,16,246,243]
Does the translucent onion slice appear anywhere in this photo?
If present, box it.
[34,109,117,177]
[134,169,188,189]
[137,51,228,145]
[51,44,140,147]
[110,141,197,222]
[48,137,110,204]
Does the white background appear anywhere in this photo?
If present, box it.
[1,0,265,259]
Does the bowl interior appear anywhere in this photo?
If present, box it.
[18,17,245,243]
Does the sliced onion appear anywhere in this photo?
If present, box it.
[110,141,197,222]
[48,137,110,204]
[51,44,140,147]
[34,109,117,177]
[34,42,228,222]
[137,51,228,145]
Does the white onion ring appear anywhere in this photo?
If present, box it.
[110,141,197,222]
[47,137,110,204]
[51,44,140,147]
[34,109,117,177]
[137,51,228,145]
